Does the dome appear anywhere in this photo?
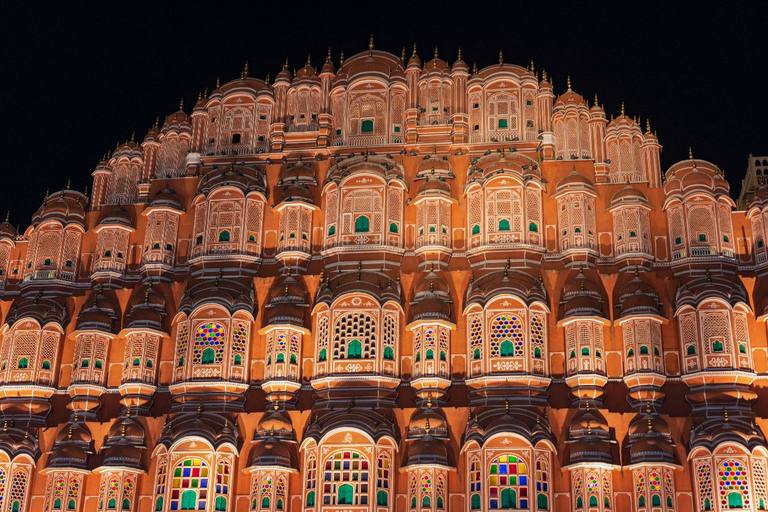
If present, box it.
[417,175,452,197]
[554,87,586,108]
[126,282,167,331]
[664,156,730,199]
[197,163,268,197]
[98,205,133,228]
[0,217,17,240]
[276,163,316,205]
[452,50,469,73]
[257,408,293,436]
[148,185,183,211]
[618,272,662,317]
[562,268,604,319]
[143,121,161,143]
[315,269,403,308]
[163,105,190,129]
[409,405,448,434]
[320,51,336,75]
[248,436,292,469]
[466,268,547,309]
[76,287,118,333]
[264,272,309,328]
[555,169,595,194]
[403,435,449,467]
[610,183,649,208]
[31,189,87,228]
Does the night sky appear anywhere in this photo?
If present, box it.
[2,3,766,227]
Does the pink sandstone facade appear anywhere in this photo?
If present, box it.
[0,40,765,512]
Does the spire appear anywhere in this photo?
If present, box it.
[530,59,535,72]
[305,54,311,67]
[130,130,135,142]
[154,115,159,127]
[457,47,462,61]
[594,93,598,106]
[400,47,406,62]
[567,75,572,90]
[434,46,439,60]
[339,51,345,67]
[4,211,8,223]
[542,69,547,81]
[620,102,625,116]
[412,43,417,59]
[368,34,375,51]
[243,60,249,77]
[498,50,504,65]
[179,98,184,111]
[646,119,651,133]
[472,62,478,74]
[282,59,288,72]
[66,178,71,190]
[689,146,694,160]
[265,73,270,85]
[44,188,49,201]
[326,47,332,63]
[215,76,220,88]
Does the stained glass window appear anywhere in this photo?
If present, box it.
[155,459,167,511]
[718,459,750,510]
[231,323,248,365]
[170,458,209,511]
[490,315,524,358]
[8,469,27,512]
[193,323,225,364]
[489,454,528,509]
[322,451,369,506]
[535,459,549,510]
[573,472,583,509]
[421,473,433,507]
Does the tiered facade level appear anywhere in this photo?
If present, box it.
[0,41,767,512]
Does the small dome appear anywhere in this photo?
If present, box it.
[126,282,167,331]
[248,437,292,469]
[31,189,87,228]
[0,218,17,240]
[554,86,586,108]
[143,123,161,143]
[417,175,452,197]
[98,206,133,228]
[618,273,662,317]
[556,169,595,194]
[76,289,118,333]
[409,405,448,433]
[265,272,309,328]
[197,163,268,197]
[562,269,604,318]
[404,435,448,467]
[257,409,293,436]
[452,51,469,73]
[610,184,649,208]
[664,157,730,199]
[148,185,183,211]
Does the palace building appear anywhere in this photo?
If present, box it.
[0,39,766,512]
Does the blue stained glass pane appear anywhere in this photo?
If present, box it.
[200,479,208,487]
[171,504,179,511]
[183,468,191,477]
[520,476,528,485]
[520,499,528,508]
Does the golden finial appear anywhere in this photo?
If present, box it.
[646,402,652,414]
[326,47,332,63]
[4,211,8,223]
[646,119,651,133]
[67,427,73,439]
[620,102,625,116]
[363,148,368,161]
[215,76,220,88]
[306,54,311,67]
[425,417,431,434]
[411,43,417,59]
[724,409,729,422]
[131,130,136,142]
[282,59,288,72]
[434,46,439,60]
[530,59,535,72]
[66,178,71,190]
[594,94,598,106]
[705,267,711,282]
[689,146,693,160]
[647,418,652,431]
[243,60,249,77]
[498,50,504,65]
[197,402,203,417]
[587,421,592,435]
[339,51,344,67]
[121,423,126,437]
[197,90,202,100]
[458,47,462,61]
[204,88,208,97]
[505,398,510,414]
[427,396,432,408]
[472,62,478,74]
[179,98,184,111]
[585,400,590,411]
[154,115,160,127]
[567,75,572,90]
[400,47,406,62]
[542,69,547,81]
[265,73,270,85]
[44,188,49,201]
[368,34,375,51]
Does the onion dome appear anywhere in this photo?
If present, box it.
[689,411,767,452]
[264,271,309,328]
[31,189,87,228]
[0,213,17,241]
[47,421,93,470]
[98,205,133,229]
[748,185,768,211]
[315,268,403,307]
[276,162,316,205]
[148,185,183,211]
[555,168,595,194]
[561,268,605,319]
[411,268,452,323]
[196,163,268,198]
[159,410,240,450]
[465,267,547,309]
[452,48,469,73]
[6,290,69,327]
[618,271,662,317]
[100,412,146,470]
[462,402,552,448]
[664,152,730,199]
[180,271,257,317]
[423,47,449,74]
[193,91,208,112]
[303,407,398,445]
[75,287,118,333]
[675,272,749,310]
[610,183,649,208]
[125,281,167,332]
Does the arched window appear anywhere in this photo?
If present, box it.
[171,459,209,511]
[500,340,514,357]
[338,484,354,504]
[219,230,230,242]
[499,219,511,231]
[389,223,398,233]
[377,490,388,506]
[17,358,28,369]
[215,496,226,511]
[202,348,215,364]
[361,120,374,133]
[489,455,529,509]
[347,340,362,359]
[318,349,327,362]
[355,216,370,233]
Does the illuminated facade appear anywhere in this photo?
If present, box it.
[0,40,766,512]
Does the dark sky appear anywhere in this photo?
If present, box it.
[2,2,766,227]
